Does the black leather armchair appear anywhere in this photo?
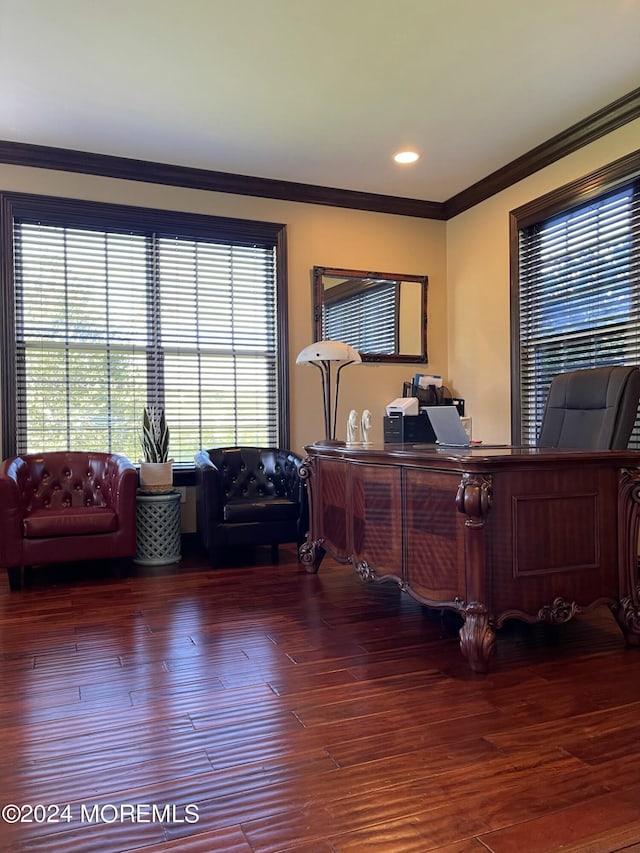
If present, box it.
[538,365,640,449]
[194,446,307,566]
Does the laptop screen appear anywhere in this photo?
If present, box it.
[424,406,470,447]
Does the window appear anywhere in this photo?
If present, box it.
[1,194,289,465]
[511,152,640,447]
[322,279,398,354]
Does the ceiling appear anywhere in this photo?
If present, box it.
[2,0,640,204]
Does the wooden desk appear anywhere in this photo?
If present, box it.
[300,443,640,672]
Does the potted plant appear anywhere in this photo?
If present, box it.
[139,406,173,493]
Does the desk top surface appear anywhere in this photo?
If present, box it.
[304,441,640,470]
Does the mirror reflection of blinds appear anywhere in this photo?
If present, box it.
[322,281,397,353]
[518,183,640,448]
[13,220,279,464]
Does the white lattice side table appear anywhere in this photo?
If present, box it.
[134,490,182,565]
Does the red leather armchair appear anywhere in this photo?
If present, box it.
[0,451,137,590]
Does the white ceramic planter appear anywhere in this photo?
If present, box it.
[139,460,174,493]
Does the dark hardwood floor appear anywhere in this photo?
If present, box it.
[1,542,640,852]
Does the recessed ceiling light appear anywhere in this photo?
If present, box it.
[393,150,420,164]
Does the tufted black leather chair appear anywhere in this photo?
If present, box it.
[194,446,307,566]
[538,365,640,450]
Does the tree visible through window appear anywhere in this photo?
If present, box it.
[1,194,288,465]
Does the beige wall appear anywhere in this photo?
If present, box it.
[447,118,640,444]
[0,164,447,455]
[1,118,639,458]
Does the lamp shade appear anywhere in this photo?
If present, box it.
[296,340,362,365]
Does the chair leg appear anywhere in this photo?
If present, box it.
[113,557,131,580]
[7,566,22,591]
[271,543,279,563]
[207,546,223,569]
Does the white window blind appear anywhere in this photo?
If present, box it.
[11,211,281,464]
[518,184,640,446]
[323,280,397,353]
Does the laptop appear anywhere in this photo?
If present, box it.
[424,405,472,447]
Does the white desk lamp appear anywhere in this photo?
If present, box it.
[296,340,361,445]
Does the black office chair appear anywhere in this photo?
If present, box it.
[538,365,640,450]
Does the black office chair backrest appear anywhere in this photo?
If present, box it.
[538,365,640,450]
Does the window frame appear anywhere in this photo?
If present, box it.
[509,149,640,443]
[0,192,290,471]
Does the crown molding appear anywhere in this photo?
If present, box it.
[0,140,446,220]
[1,86,639,221]
[444,86,640,219]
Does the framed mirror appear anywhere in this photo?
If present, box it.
[313,266,428,363]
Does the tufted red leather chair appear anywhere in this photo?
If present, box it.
[0,451,137,590]
[194,446,307,566]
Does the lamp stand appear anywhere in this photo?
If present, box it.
[296,341,361,446]
[309,359,350,446]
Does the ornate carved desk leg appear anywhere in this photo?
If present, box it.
[612,467,640,645]
[298,456,324,574]
[299,536,325,575]
[455,473,495,673]
[458,601,495,674]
